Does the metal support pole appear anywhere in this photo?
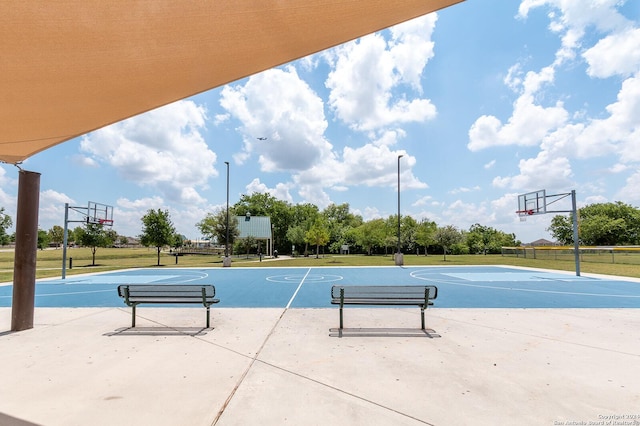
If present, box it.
[62,203,69,279]
[395,155,404,265]
[11,170,41,331]
[571,190,581,276]
[223,161,231,267]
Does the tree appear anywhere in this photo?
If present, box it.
[105,228,118,247]
[0,207,12,246]
[240,235,257,258]
[434,225,463,261]
[415,219,437,255]
[37,229,50,250]
[286,225,307,256]
[547,215,574,245]
[322,203,363,253]
[172,233,186,248]
[383,215,418,254]
[548,202,640,246]
[305,217,330,258]
[140,209,176,266]
[400,215,418,253]
[48,225,64,248]
[287,203,320,255]
[354,219,386,255]
[197,208,239,252]
[70,226,85,246]
[79,223,110,265]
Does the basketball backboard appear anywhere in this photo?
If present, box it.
[87,201,114,226]
[517,190,546,217]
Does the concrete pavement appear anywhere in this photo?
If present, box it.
[1,306,639,425]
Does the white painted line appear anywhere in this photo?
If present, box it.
[286,268,311,309]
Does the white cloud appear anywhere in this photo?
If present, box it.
[584,194,608,204]
[609,164,628,174]
[112,196,217,239]
[583,28,640,78]
[441,200,495,229]
[116,197,165,210]
[518,0,630,35]
[325,15,438,132]
[449,186,481,195]
[468,89,568,151]
[71,155,99,168]
[470,0,638,155]
[38,190,75,226]
[467,0,639,234]
[360,206,382,221]
[245,178,293,203]
[220,67,330,172]
[616,170,640,203]
[0,167,16,215]
[492,151,573,190]
[219,59,428,209]
[80,100,216,205]
[213,113,230,125]
[540,75,640,163]
[412,195,433,207]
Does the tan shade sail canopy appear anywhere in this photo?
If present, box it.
[0,0,462,164]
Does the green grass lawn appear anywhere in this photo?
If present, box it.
[1,247,639,283]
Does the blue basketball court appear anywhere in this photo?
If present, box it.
[2,265,640,309]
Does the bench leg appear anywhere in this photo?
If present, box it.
[132,305,136,328]
[420,305,425,330]
[206,306,210,328]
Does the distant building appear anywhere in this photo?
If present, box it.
[236,213,273,256]
[526,238,557,246]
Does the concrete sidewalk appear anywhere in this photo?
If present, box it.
[1,306,639,425]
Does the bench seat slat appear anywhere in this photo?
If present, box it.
[126,297,220,304]
[331,285,437,300]
[330,299,434,305]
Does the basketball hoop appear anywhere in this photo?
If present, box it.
[516,209,534,222]
[98,219,114,227]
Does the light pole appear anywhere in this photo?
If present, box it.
[224,161,231,267]
[396,154,404,266]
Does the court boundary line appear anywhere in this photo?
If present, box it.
[286,268,312,309]
[409,271,640,299]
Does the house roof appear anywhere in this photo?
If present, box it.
[0,0,462,163]
[527,238,557,246]
[236,216,272,240]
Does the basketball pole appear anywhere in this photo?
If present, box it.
[61,203,87,279]
[517,188,581,277]
[571,190,581,276]
[62,203,69,279]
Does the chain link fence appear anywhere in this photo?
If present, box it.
[501,246,640,265]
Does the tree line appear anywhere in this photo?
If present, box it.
[547,201,640,246]
[1,198,638,266]
[195,193,520,260]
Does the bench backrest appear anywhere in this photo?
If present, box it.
[331,285,437,300]
[118,284,216,300]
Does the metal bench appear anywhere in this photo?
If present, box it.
[117,284,219,328]
[331,285,438,333]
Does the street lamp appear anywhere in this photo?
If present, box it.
[396,154,404,265]
[224,161,231,267]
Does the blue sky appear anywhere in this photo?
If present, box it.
[1,0,639,244]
